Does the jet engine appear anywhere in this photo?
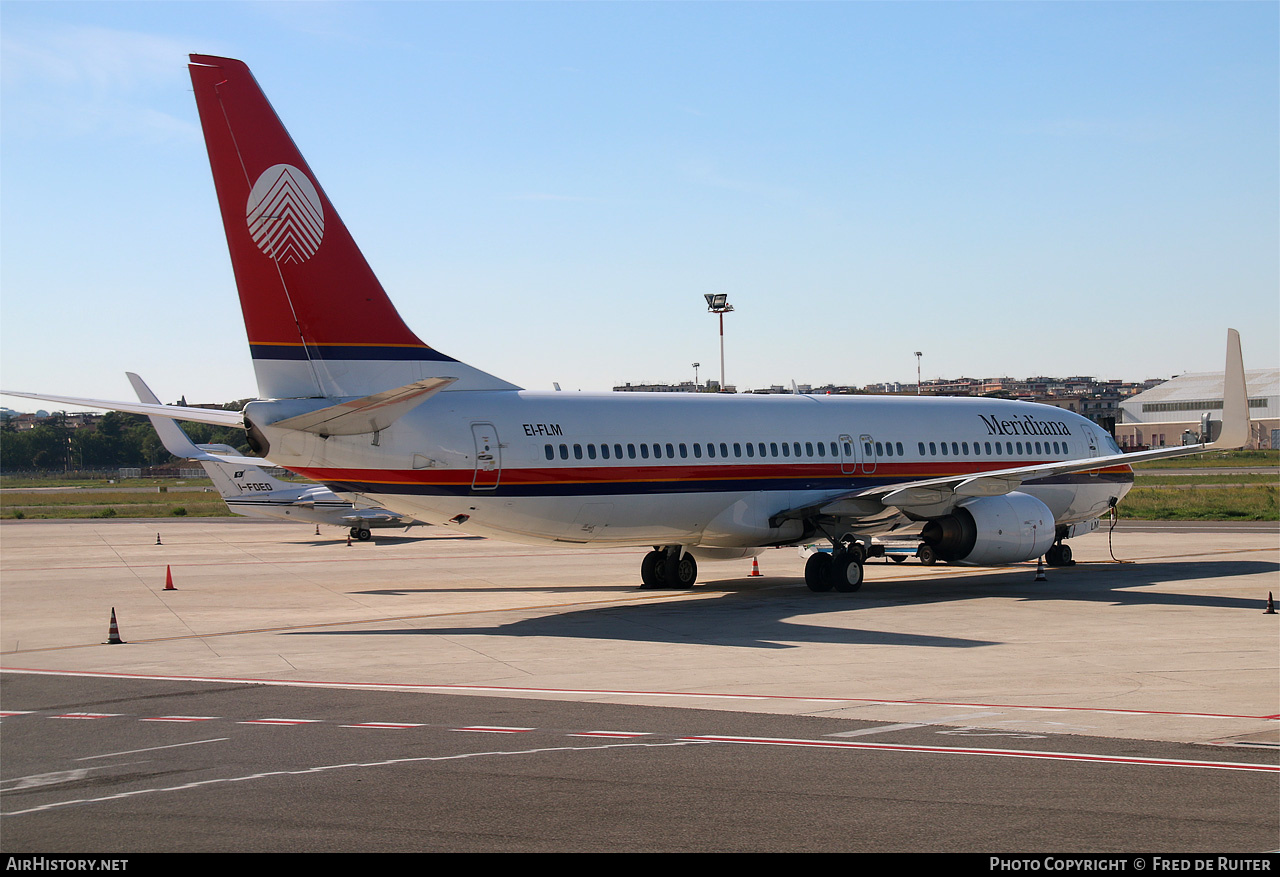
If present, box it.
[919,492,1055,566]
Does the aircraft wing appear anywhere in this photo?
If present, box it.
[776,329,1250,524]
[340,509,409,524]
[2,389,244,428]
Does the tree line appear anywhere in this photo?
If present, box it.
[0,406,252,472]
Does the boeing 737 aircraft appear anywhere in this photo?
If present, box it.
[4,55,1251,593]
[128,373,409,539]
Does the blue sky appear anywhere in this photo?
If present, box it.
[2,1,1276,410]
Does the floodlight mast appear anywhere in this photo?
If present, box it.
[705,294,734,392]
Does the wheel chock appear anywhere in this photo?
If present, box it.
[749,558,762,577]
[164,565,176,591]
[106,608,125,644]
[1034,557,1047,582]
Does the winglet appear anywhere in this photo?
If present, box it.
[1208,329,1249,449]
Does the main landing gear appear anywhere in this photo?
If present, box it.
[349,526,372,542]
[804,543,865,593]
[1044,541,1074,566]
[640,546,698,589]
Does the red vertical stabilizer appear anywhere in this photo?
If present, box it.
[188,55,516,398]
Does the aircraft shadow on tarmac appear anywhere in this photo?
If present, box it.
[291,556,1276,650]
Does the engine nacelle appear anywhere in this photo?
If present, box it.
[920,492,1055,566]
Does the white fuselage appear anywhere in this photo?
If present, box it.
[248,391,1132,552]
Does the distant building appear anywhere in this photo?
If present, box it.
[1115,369,1279,449]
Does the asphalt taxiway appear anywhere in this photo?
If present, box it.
[1,518,1276,851]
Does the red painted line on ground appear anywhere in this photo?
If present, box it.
[4,667,1275,723]
[682,735,1279,772]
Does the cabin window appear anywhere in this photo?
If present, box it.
[720,442,729,458]
[601,444,611,460]
[707,442,716,458]
[770,442,779,457]
[961,442,969,455]
[805,441,814,456]
[627,444,637,459]
[746,442,755,458]
[614,443,623,459]
[652,443,662,459]
[1016,442,1023,454]
[1005,442,1013,454]
[587,444,596,460]
[666,443,675,458]
[640,444,650,459]
[817,442,825,458]
[929,442,937,455]
[918,442,926,455]
[559,444,569,460]
[874,441,883,457]
[544,444,554,461]
[896,442,904,456]
[759,443,767,457]
[679,443,688,458]
[940,442,948,456]
[733,442,742,457]
[985,442,992,455]
[781,442,790,458]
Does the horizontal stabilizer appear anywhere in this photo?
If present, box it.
[127,373,271,467]
[269,377,456,436]
[1,389,244,428]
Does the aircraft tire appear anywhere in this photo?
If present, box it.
[640,550,665,588]
[664,551,698,588]
[917,544,937,566]
[830,553,864,593]
[356,528,372,541]
[805,552,834,592]
[1046,543,1074,566]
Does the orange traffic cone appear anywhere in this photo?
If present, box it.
[1034,557,1047,582]
[106,608,125,644]
[155,532,162,545]
[346,533,352,546]
[749,558,762,577]
[164,565,175,591]
[1266,592,1276,615]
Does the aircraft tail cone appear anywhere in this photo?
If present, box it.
[1266,592,1276,615]
[1035,557,1047,582]
[749,558,762,577]
[106,608,125,644]
[164,565,175,591]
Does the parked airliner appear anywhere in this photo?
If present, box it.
[4,55,1250,593]
[128,373,409,540]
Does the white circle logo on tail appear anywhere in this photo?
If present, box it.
[246,164,324,263]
